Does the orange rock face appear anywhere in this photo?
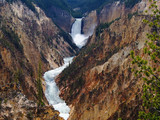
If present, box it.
[56,1,160,120]
[0,0,77,106]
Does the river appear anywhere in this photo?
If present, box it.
[44,18,89,120]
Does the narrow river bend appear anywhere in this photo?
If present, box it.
[44,18,89,120]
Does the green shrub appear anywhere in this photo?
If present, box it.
[37,62,44,107]
[131,1,160,119]
[59,30,78,50]
[4,98,7,104]
[0,38,14,51]
[1,26,23,53]
[128,11,138,20]
[0,99,2,108]
[32,0,71,12]
[68,0,115,16]
[120,0,141,8]
[6,0,36,12]
[96,17,121,37]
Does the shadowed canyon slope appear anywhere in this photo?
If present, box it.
[0,0,78,119]
[33,0,75,32]
[56,0,160,120]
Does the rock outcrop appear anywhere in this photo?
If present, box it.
[82,10,98,36]
[82,1,125,35]
[82,0,160,35]
[47,6,75,33]
[56,0,159,120]
[0,90,63,120]
[0,0,78,119]
[32,0,75,33]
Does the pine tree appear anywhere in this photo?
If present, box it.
[131,0,160,119]
[37,61,44,107]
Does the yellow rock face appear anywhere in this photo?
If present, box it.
[56,1,160,120]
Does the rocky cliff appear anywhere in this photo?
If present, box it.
[32,0,75,33]
[0,90,63,120]
[82,1,125,35]
[46,6,75,33]
[0,0,78,119]
[56,0,159,120]
[82,10,98,36]
[82,0,158,35]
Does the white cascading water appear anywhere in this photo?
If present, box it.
[71,18,88,48]
[44,18,89,120]
[44,57,73,120]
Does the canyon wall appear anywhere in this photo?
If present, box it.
[32,0,75,33]
[82,10,98,36]
[46,6,75,33]
[82,0,159,36]
[82,1,125,35]
[0,0,77,119]
[57,0,159,120]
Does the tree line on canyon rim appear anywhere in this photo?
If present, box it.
[5,0,142,18]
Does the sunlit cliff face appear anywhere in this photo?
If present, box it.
[55,0,160,120]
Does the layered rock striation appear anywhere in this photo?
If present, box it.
[56,0,159,120]
[0,0,78,119]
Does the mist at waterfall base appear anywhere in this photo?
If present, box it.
[44,18,89,120]
[71,18,88,48]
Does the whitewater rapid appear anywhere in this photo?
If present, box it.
[44,57,73,119]
[44,18,89,120]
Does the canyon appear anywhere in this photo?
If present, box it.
[0,0,159,120]
[56,0,160,120]
[44,17,91,120]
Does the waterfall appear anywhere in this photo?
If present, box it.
[44,18,90,120]
[71,18,88,48]
[71,19,82,37]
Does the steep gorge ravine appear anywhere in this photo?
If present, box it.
[0,0,159,120]
[44,18,91,120]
